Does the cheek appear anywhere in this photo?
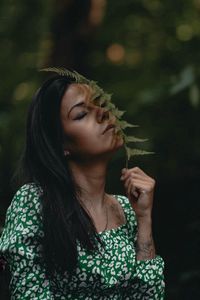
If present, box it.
[62,123,99,148]
[75,131,95,145]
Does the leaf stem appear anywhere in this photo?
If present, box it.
[125,146,129,169]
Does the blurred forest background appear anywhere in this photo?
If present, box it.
[0,0,200,299]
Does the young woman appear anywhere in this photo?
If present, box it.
[0,72,165,299]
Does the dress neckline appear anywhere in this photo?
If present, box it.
[97,194,127,235]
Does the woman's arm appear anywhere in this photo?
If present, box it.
[120,167,165,298]
[136,217,155,260]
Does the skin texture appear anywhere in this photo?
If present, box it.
[60,83,156,259]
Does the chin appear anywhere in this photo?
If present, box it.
[116,135,125,146]
[112,136,124,151]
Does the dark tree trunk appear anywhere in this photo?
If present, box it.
[45,0,98,75]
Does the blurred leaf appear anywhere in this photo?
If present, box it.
[170,66,195,95]
[189,84,199,107]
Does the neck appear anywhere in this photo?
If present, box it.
[68,159,108,211]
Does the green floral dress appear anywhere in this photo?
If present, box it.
[0,183,165,299]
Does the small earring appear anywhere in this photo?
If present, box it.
[64,150,70,156]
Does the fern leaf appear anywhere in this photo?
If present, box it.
[124,136,148,143]
[89,81,104,94]
[40,67,72,77]
[101,93,112,102]
[125,146,154,161]
[91,91,102,102]
[111,108,126,118]
[40,67,89,83]
[73,70,89,83]
[116,120,139,129]
[106,102,116,110]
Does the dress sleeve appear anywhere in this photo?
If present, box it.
[134,256,165,299]
[120,195,165,299]
[0,183,53,300]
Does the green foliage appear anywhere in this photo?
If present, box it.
[0,0,52,208]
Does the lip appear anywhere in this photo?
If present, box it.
[102,124,116,134]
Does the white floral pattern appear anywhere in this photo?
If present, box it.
[0,183,165,299]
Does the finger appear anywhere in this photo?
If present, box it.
[129,172,154,183]
[122,166,146,176]
[120,169,129,181]
[127,181,138,198]
[127,177,134,195]
[133,178,155,191]
[124,176,132,190]
[126,177,152,190]
[121,167,150,181]
[131,167,147,176]
[123,176,138,198]
[120,170,138,181]
[128,179,154,193]
[121,171,154,185]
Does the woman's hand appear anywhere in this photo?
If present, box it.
[120,167,156,220]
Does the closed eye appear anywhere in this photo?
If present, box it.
[74,112,88,120]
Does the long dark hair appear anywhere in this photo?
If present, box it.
[17,75,102,276]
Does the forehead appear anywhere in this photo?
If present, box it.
[62,83,92,107]
[60,83,95,120]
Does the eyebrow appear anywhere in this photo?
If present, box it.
[68,102,85,117]
[67,95,102,117]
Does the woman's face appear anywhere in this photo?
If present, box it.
[60,83,124,161]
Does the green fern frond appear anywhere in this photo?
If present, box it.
[101,93,112,102]
[124,136,148,143]
[89,80,105,95]
[111,108,126,119]
[91,91,102,102]
[72,70,89,83]
[105,101,116,111]
[125,146,154,162]
[89,80,100,88]
[128,148,154,158]
[116,120,139,130]
[40,67,89,83]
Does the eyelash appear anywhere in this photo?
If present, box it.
[75,112,88,120]
[75,102,107,120]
